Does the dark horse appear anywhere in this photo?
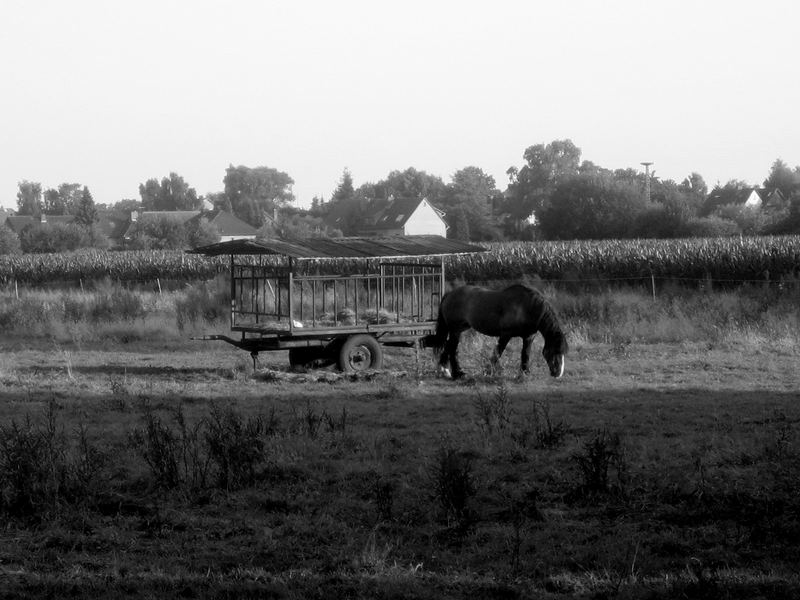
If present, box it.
[432,284,568,379]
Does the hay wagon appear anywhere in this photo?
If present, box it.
[190,235,485,372]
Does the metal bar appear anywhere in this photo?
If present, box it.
[312,279,317,327]
[288,258,294,332]
[230,255,235,328]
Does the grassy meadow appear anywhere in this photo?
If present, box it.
[0,278,799,599]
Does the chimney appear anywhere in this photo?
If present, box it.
[131,210,138,222]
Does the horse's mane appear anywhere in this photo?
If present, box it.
[505,284,568,352]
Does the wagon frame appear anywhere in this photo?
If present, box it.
[190,235,485,372]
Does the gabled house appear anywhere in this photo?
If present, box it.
[206,210,258,242]
[761,188,787,212]
[357,197,447,237]
[705,187,763,211]
[4,213,76,234]
[123,209,257,244]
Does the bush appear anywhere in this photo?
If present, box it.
[0,401,103,517]
[685,216,739,237]
[19,223,92,253]
[127,217,188,250]
[90,284,145,322]
[205,404,266,490]
[427,441,477,528]
[130,404,273,491]
[175,277,229,330]
[0,225,21,255]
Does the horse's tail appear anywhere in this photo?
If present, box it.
[429,293,449,352]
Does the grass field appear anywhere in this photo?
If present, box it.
[0,284,799,599]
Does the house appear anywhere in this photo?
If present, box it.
[705,187,763,211]
[761,188,787,212]
[358,197,447,237]
[123,209,257,243]
[4,213,76,234]
[206,210,258,242]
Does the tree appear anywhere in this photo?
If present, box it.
[537,173,646,240]
[126,216,189,250]
[139,172,201,212]
[763,159,800,199]
[322,169,364,235]
[504,139,582,222]
[74,186,98,227]
[452,206,471,241]
[42,183,83,215]
[442,166,501,240]
[16,181,43,217]
[679,172,708,207]
[188,220,220,248]
[379,167,447,202]
[223,165,295,227]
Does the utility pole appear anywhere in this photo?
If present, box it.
[640,162,653,203]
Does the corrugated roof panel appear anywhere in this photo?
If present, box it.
[189,235,486,259]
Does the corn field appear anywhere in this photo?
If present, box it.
[1,236,799,286]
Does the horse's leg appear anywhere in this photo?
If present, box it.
[491,336,511,370]
[520,335,535,374]
[437,332,452,377]
[446,330,465,379]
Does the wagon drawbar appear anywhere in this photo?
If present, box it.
[189,235,486,372]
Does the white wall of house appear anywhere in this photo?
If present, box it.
[402,200,447,236]
[218,234,256,243]
[744,190,762,207]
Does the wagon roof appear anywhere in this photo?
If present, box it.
[189,235,486,259]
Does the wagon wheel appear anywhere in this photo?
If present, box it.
[338,334,383,372]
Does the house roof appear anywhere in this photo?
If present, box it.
[706,187,762,206]
[4,215,37,233]
[190,235,486,260]
[208,211,257,236]
[42,214,76,225]
[137,210,201,223]
[370,197,424,229]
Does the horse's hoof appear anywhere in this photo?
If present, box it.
[452,370,466,380]
[437,366,452,379]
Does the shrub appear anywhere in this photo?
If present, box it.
[175,277,229,330]
[427,441,477,528]
[90,284,145,322]
[130,410,182,489]
[205,404,266,490]
[0,226,21,255]
[0,401,103,517]
[19,223,91,253]
[570,430,628,498]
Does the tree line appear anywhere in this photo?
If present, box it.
[3,142,800,255]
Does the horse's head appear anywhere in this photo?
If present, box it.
[542,333,568,378]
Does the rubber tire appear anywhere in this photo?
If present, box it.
[338,334,383,372]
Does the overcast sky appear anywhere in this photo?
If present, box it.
[1,0,798,211]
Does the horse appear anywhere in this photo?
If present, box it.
[432,284,568,379]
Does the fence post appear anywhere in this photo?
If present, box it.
[14,278,19,301]
[650,271,656,301]
[157,278,162,295]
